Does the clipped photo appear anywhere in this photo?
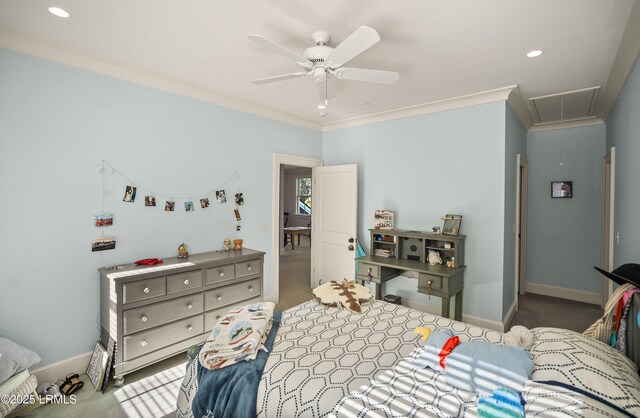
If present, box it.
[91,237,116,252]
[165,201,175,212]
[145,195,156,207]
[123,185,136,203]
[184,201,195,212]
[93,214,113,227]
[200,198,210,208]
[215,189,226,203]
[235,193,244,205]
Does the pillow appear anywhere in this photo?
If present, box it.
[531,327,640,417]
[0,338,41,385]
[313,280,372,313]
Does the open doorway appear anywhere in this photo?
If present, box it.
[270,154,322,309]
[601,147,615,308]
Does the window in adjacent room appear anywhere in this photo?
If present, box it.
[296,177,311,215]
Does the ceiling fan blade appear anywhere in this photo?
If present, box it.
[251,72,309,84]
[316,76,336,103]
[248,34,311,66]
[333,67,399,85]
[326,26,380,68]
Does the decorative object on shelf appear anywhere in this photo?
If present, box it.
[178,243,189,259]
[184,201,195,212]
[374,210,395,230]
[164,201,175,212]
[444,242,452,249]
[233,239,243,250]
[223,238,231,251]
[432,226,441,234]
[216,190,227,203]
[442,214,463,236]
[446,257,455,268]
[428,249,443,265]
[93,213,113,227]
[123,185,137,203]
[235,193,244,205]
[551,181,573,198]
[134,258,163,266]
[86,341,109,391]
[200,198,210,208]
[92,237,116,252]
[144,196,156,207]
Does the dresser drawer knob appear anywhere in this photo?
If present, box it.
[141,315,148,323]
[143,287,150,294]
[183,279,190,285]
[217,295,222,301]
[140,340,148,347]
[187,303,193,310]
[187,325,193,332]
[247,265,252,271]
[219,271,225,277]
[249,286,254,292]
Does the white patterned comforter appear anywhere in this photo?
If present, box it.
[177,300,636,418]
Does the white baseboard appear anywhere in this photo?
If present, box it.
[31,351,92,384]
[502,300,517,332]
[402,300,504,332]
[526,282,600,305]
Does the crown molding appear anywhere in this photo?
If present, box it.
[0,28,323,132]
[321,86,518,132]
[527,117,604,133]
[506,86,532,131]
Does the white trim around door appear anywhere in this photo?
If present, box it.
[269,154,322,304]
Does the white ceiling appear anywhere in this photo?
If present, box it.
[1,0,639,131]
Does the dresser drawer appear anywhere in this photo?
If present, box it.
[123,294,204,335]
[167,270,203,294]
[204,278,261,310]
[418,273,442,291]
[203,297,262,331]
[123,315,203,361]
[205,264,235,285]
[123,277,166,304]
[236,259,261,278]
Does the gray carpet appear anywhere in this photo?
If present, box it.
[509,292,603,333]
[276,243,313,311]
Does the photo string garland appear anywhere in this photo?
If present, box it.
[93,159,244,252]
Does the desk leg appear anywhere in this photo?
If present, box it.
[454,291,463,321]
[297,234,301,246]
[291,235,295,251]
[441,295,451,319]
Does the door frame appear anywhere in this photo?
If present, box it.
[270,153,323,304]
[515,154,528,309]
[602,147,615,308]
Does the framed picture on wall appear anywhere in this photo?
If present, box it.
[551,181,573,198]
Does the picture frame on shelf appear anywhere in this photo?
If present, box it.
[551,181,573,198]
[442,214,462,236]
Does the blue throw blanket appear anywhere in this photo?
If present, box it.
[192,310,282,418]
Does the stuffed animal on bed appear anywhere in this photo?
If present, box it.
[313,280,372,313]
[416,328,533,396]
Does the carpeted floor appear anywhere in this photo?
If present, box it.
[509,292,603,332]
[276,242,313,311]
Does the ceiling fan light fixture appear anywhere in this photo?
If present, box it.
[48,6,70,18]
[527,50,543,58]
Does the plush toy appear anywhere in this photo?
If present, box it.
[313,280,372,313]
[503,325,534,350]
[478,388,525,418]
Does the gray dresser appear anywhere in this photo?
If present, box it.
[99,248,264,385]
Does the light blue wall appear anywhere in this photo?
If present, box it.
[0,49,322,367]
[323,102,507,323]
[503,105,527,318]
[526,125,605,293]
[606,56,640,267]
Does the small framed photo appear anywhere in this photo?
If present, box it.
[551,181,573,198]
[87,341,109,391]
[442,214,462,236]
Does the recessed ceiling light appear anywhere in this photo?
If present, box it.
[317,104,326,110]
[48,6,70,18]
[527,50,543,58]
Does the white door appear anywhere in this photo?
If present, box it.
[311,164,358,288]
[602,148,615,308]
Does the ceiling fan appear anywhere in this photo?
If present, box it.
[248,26,399,109]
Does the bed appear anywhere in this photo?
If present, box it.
[176,299,640,418]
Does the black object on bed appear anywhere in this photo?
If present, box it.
[191,310,282,418]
